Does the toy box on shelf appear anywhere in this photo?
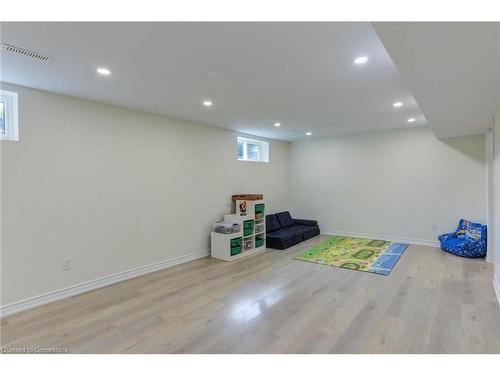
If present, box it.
[210,195,266,261]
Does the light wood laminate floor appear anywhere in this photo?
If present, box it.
[1,235,499,353]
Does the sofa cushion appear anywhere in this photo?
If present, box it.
[266,214,282,233]
[267,228,302,242]
[266,235,302,250]
[267,224,318,241]
[302,226,320,240]
[276,211,294,228]
[293,219,318,226]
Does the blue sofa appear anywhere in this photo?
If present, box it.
[266,211,320,250]
[438,219,487,258]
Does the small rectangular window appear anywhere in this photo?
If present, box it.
[0,90,19,141]
[237,136,269,163]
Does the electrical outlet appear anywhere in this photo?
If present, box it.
[62,258,72,271]
[431,223,438,232]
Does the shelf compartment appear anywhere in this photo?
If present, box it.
[255,203,265,213]
[255,223,264,234]
[243,220,254,228]
[231,246,242,256]
[230,237,243,256]
[243,237,254,251]
[254,203,265,220]
[230,237,242,247]
[243,220,254,236]
[255,237,265,248]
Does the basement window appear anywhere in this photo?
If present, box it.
[237,136,269,162]
[0,90,19,141]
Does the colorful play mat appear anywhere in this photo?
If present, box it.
[294,236,409,275]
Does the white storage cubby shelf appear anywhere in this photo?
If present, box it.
[211,200,266,261]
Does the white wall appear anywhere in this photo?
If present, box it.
[0,83,290,306]
[290,127,486,244]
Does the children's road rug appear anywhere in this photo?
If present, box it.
[294,236,409,275]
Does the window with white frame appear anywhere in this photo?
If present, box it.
[0,90,19,141]
[237,136,269,162]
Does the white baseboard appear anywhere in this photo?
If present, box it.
[494,277,500,307]
[0,249,210,318]
[321,229,440,248]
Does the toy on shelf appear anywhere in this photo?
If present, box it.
[238,200,247,216]
[213,221,241,234]
[244,237,254,251]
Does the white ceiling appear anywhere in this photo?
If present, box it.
[374,22,499,138]
[0,22,426,141]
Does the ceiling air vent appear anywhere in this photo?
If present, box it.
[2,44,50,62]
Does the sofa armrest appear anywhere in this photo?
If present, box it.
[293,219,318,226]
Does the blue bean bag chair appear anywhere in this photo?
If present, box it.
[438,219,487,258]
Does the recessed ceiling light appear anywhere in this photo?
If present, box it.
[274,122,281,127]
[407,118,416,123]
[96,67,111,76]
[393,102,403,107]
[203,100,213,107]
[354,56,368,64]
[306,132,312,136]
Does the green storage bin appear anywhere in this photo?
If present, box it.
[244,227,253,236]
[230,237,242,247]
[243,220,254,229]
[230,246,242,256]
[255,203,265,213]
[255,238,264,248]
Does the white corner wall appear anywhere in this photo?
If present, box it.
[493,37,500,305]
[486,128,495,264]
[0,83,291,307]
[290,127,486,245]
[494,107,500,304]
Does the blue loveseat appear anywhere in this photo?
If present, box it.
[266,211,320,250]
[438,219,487,258]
